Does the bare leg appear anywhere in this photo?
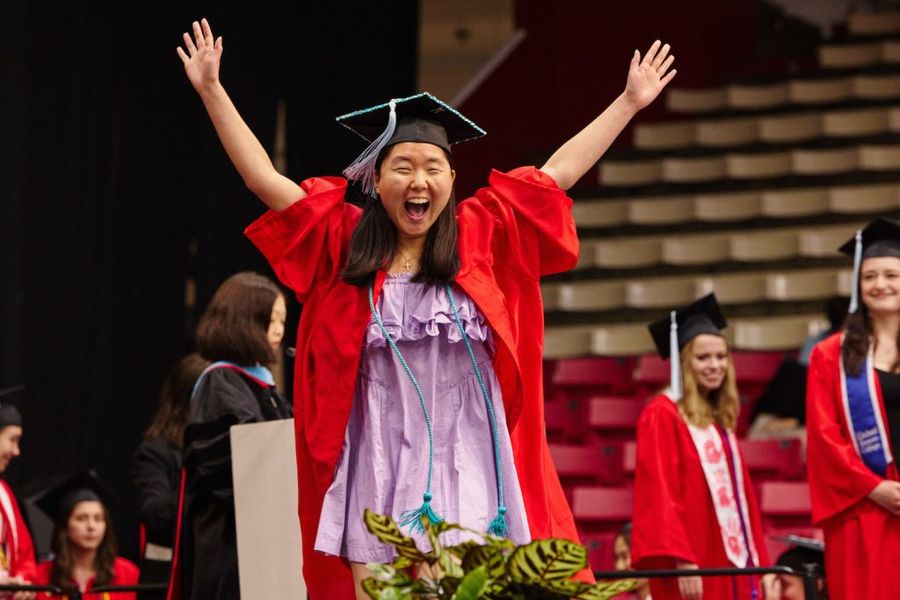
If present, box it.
[351,562,373,600]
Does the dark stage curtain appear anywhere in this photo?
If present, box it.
[1,0,417,560]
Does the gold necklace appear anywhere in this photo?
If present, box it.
[399,253,419,272]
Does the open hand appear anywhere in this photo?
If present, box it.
[868,480,900,515]
[177,18,223,93]
[624,40,676,111]
[676,560,702,600]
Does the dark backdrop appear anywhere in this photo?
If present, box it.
[1,0,417,559]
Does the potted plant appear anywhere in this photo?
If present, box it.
[361,509,636,599]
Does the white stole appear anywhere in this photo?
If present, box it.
[668,393,759,567]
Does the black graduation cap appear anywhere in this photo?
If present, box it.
[0,384,25,429]
[647,294,727,399]
[771,535,825,575]
[838,217,900,313]
[33,470,115,522]
[336,92,486,196]
[648,294,727,359]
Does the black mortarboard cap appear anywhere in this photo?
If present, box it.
[771,535,825,575]
[648,294,728,360]
[0,385,24,429]
[838,218,900,313]
[336,92,486,196]
[33,470,115,522]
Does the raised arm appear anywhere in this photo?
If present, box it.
[540,40,676,190]
[177,19,304,211]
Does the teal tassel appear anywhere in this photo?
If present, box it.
[487,505,508,537]
[399,493,443,534]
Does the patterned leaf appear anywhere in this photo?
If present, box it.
[589,579,639,599]
[446,540,483,560]
[364,509,426,561]
[506,539,587,582]
[453,566,488,600]
[439,549,465,579]
[462,545,507,579]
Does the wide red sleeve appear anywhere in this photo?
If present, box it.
[244,177,357,302]
[468,167,579,278]
[806,339,883,524]
[631,398,696,568]
[0,481,37,582]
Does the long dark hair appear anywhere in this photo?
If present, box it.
[50,501,119,589]
[144,353,210,447]
[195,272,283,365]
[842,304,900,376]
[342,147,459,286]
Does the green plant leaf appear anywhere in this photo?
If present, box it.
[391,555,414,570]
[452,566,488,600]
[438,549,465,579]
[364,509,426,562]
[446,540,483,560]
[462,545,506,579]
[362,577,414,599]
[590,579,639,599]
[506,539,587,582]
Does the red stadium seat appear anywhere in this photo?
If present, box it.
[760,481,813,532]
[633,354,669,398]
[622,441,637,477]
[551,357,636,396]
[731,351,789,384]
[587,396,644,440]
[738,438,805,480]
[572,486,634,524]
[544,398,589,442]
[760,481,811,516]
[550,443,626,488]
[578,530,618,571]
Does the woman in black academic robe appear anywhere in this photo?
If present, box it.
[174,272,292,600]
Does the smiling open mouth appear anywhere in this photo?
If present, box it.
[405,199,429,218]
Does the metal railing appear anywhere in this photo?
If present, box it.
[0,582,167,599]
[594,565,821,599]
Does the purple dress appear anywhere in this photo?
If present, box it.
[314,273,530,563]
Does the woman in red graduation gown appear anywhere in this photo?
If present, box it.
[632,294,770,599]
[33,475,139,599]
[806,217,900,600]
[176,17,676,599]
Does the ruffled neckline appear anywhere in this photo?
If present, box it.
[366,280,490,348]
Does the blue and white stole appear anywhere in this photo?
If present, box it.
[839,339,893,476]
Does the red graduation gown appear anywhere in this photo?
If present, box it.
[631,395,769,599]
[246,167,583,598]
[34,557,140,599]
[0,480,37,582]
[806,333,900,600]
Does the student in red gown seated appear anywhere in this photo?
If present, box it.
[33,472,139,599]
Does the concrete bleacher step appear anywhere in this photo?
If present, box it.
[849,12,900,37]
[573,182,899,230]
[543,314,829,358]
[599,142,900,186]
[543,267,851,314]
[665,73,900,115]
[643,104,895,147]
[574,222,863,271]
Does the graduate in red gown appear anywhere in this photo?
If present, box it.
[0,389,38,598]
[806,217,900,600]
[176,17,677,599]
[632,294,771,599]
[33,472,139,600]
